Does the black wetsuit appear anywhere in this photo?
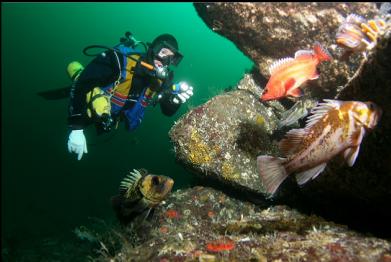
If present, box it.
[67,50,181,130]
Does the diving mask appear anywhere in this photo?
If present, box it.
[152,41,183,66]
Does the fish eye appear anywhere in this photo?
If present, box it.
[152,176,160,185]
[368,102,375,110]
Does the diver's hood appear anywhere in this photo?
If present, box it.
[147,34,183,66]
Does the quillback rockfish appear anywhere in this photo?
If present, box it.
[111,168,174,225]
[257,99,382,196]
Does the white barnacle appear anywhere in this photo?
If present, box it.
[224,152,231,160]
[178,232,184,241]
[238,237,251,242]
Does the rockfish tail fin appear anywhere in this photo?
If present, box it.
[313,41,332,61]
[257,155,288,196]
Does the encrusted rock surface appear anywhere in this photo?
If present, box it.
[169,79,282,196]
[100,187,391,261]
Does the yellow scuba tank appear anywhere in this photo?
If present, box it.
[66,61,112,122]
[86,87,111,118]
[67,61,84,81]
[86,87,113,132]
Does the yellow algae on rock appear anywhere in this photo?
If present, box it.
[188,129,213,165]
[221,161,240,181]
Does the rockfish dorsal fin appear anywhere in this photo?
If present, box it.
[279,128,308,156]
[138,168,149,176]
[295,162,327,185]
[346,13,366,24]
[120,169,143,194]
[305,99,342,129]
[269,57,295,75]
[294,50,314,59]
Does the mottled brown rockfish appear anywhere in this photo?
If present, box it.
[111,168,174,225]
[257,99,382,196]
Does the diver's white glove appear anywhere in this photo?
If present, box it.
[67,129,88,160]
[172,82,194,104]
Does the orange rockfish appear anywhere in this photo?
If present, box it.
[260,42,332,101]
[257,99,382,196]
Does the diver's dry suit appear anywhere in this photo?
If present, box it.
[67,47,181,133]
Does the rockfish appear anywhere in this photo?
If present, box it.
[336,13,387,57]
[257,99,382,195]
[260,42,332,101]
[112,168,174,225]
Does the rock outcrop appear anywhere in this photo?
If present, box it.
[168,2,391,236]
[105,187,391,261]
[194,3,380,99]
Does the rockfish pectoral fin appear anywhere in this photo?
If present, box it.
[313,41,332,61]
[343,146,361,167]
[295,162,327,186]
[284,78,296,91]
[257,155,288,196]
[286,87,303,98]
[279,128,307,156]
[309,70,320,80]
[261,90,279,101]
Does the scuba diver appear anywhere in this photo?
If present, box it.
[66,32,194,160]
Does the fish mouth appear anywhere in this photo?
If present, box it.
[363,111,382,131]
[166,179,174,188]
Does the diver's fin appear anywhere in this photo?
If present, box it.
[343,146,361,167]
[37,86,71,100]
[295,162,327,185]
[257,155,288,196]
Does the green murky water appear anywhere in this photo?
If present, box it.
[1,2,253,256]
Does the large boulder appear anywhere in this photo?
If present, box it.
[169,76,281,197]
